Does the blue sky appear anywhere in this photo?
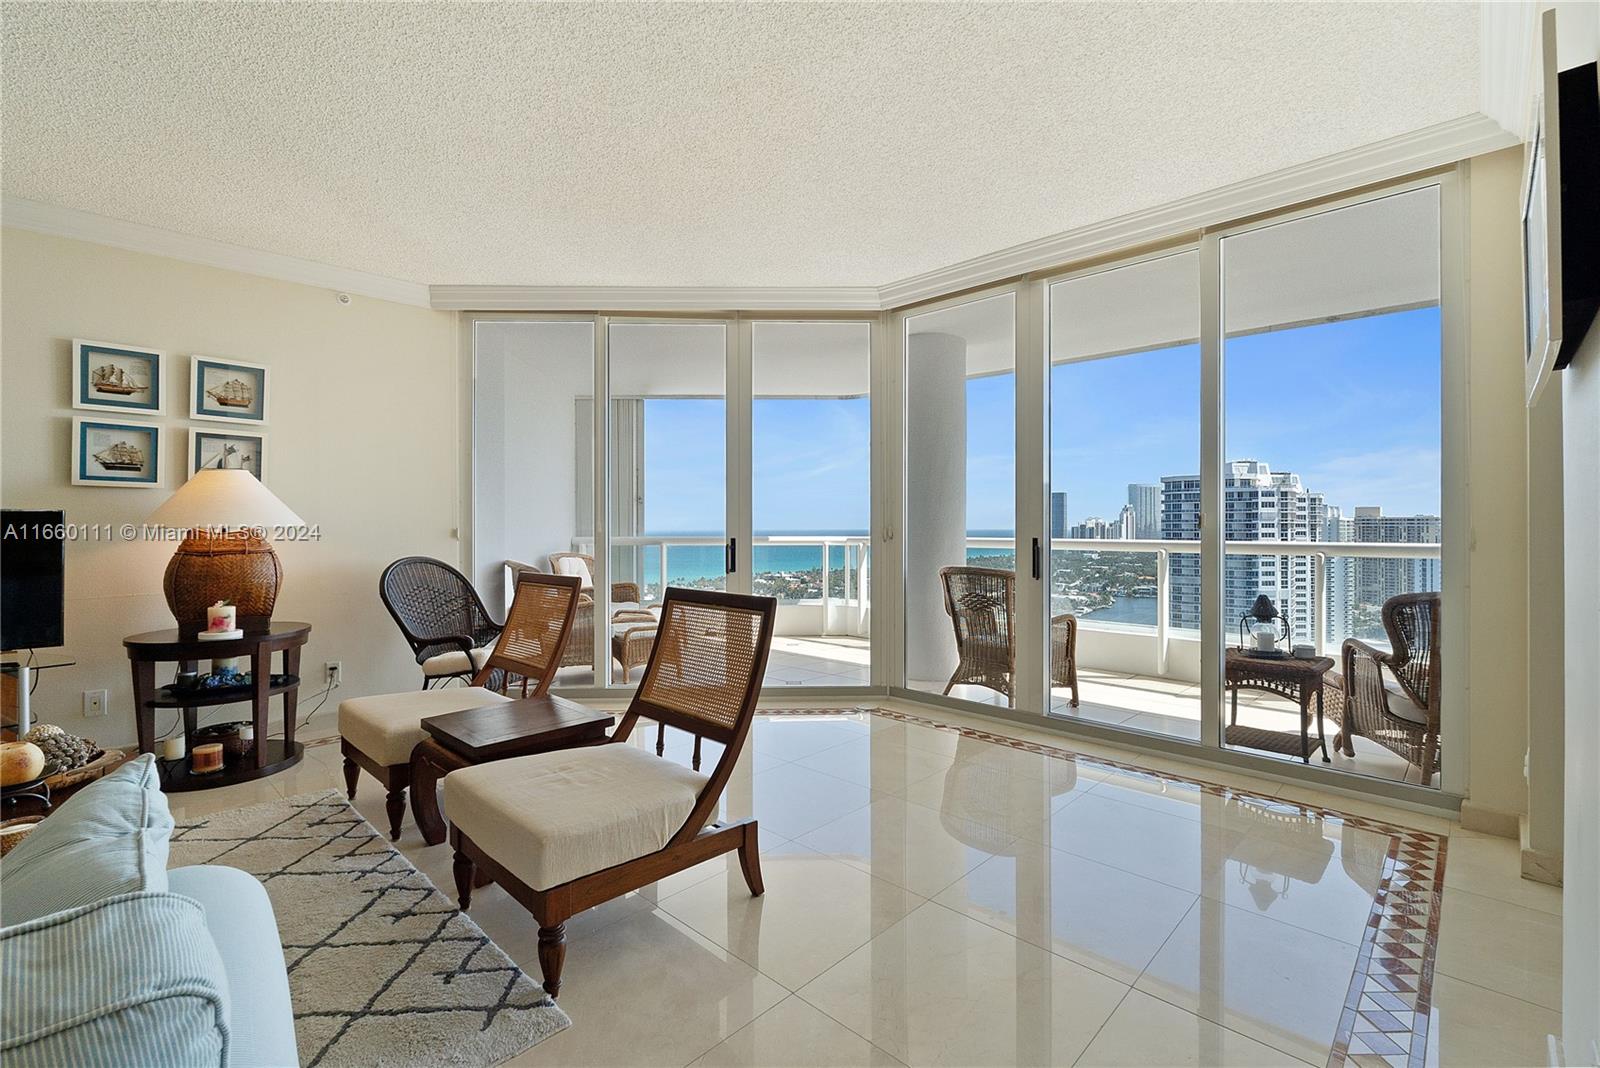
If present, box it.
[643,307,1441,534]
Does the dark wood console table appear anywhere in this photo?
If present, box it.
[124,621,311,791]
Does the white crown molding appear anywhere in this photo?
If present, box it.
[4,111,1518,316]
[877,113,1519,308]
[1,196,431,307]
[427,284,883,312]
[1479,1,1538,141]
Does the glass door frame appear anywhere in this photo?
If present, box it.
[886,170,1466,803]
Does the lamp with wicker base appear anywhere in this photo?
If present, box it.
[145,469,305,631]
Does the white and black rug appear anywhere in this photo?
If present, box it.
[170,790,569,1067]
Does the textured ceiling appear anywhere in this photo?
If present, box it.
[1,2,1481,288]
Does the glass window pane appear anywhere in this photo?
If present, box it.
[752,322,872,687]
[1047,251,1201,741]
[607,322,727,684]
[1221,187,1443,785]
[471,319,595,688]
[905,292,1016,706]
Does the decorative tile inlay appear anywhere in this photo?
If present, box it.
[757,705,1448,1068]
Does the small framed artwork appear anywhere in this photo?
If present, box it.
[71,418,163,488]
[189,427,266,481]
[72,339,165,415]
[190,355,268,424]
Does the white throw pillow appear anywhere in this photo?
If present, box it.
[554,557,594,588]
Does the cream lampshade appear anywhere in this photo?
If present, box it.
[145,470,306,631]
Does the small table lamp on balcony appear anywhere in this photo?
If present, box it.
[144,469,306,632]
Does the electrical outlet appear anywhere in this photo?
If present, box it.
[83,689,108,717]
[325,662,342,687]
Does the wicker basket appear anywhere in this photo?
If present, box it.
[163,529,283,628]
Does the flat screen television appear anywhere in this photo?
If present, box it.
[1524,10,1600,405]
[1,510,66,651]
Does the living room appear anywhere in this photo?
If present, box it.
[1,4,1596,1066]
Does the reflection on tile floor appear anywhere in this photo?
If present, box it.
[168,705,1559,1068]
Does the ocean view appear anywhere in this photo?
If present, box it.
[626,533,1155,626]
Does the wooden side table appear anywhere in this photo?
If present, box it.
[1224,649,1335,764]
[124,622,311,791]
[409,695,613,846]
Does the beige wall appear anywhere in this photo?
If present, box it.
[0,227,457,748]
[1457,147,1532,834]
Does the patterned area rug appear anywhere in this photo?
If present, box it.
[169,790,569,1067]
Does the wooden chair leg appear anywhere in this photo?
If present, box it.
[385,787,406,842]
[537,923,566,998]
[738,823,765,897]
[453,848,476,910]
[342,757,359,800]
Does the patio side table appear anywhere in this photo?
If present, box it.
[1224,649,1335,764]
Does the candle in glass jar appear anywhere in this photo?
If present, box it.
[207,602,236,633]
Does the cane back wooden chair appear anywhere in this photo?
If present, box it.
[341,572,582,839]
[380,557,504,688]
[446,587,777,998]
[1335,592,1442,782]
[939,566,1079,707]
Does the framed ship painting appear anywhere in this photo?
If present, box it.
[189,428,265,482]
[71,418,162,488]
[190,356,268,424]
[72,339,165,415]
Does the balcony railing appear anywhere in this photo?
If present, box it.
[576,533,1437,670]
[577,534,872,635]
[968,536,1441,677]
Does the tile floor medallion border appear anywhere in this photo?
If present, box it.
[758,706,1448,1068]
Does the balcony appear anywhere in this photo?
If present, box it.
[556,533,1438,787]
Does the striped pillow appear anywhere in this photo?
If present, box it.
[0,755,172,926]
[1,891,231,1068]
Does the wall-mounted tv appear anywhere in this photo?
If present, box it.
[1,510,66,652]
[1524,10,1600,405]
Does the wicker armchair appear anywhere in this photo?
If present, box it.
[547,552,641,605]
[380,557,503,688]
[1336,592,1441,781]
[939,566,1078,707]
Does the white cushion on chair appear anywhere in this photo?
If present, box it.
[338,687,511,767]
[420,645,494,679]
[553,556,594,587]
[445,745,709,891]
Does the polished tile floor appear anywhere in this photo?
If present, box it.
[167,702,1560,1068]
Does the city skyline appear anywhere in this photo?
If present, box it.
[639,307,1441,536]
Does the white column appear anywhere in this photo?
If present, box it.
[906,331,967,685]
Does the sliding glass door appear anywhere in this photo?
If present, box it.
[1045,251,1202,740]
[1218,186,1444,787]
[751,321,872,688]
[902,291,1017,705]
[604,320,730,684]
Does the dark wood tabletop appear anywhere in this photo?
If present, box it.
[423,694,614,761]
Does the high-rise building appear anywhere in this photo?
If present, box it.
[1163,460,1324,640]
[1069,516,1114,539]
[1324,507,1357,642]
[1127,483,1160,539]
[1350,507,1442,634]
[1069,506,1137,540]
[1051,491,1068,539]
[1117,504,1137,539]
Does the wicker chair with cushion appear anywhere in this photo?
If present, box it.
[1335,592,1442,782]
[506,555,656,673]
[380,557,504,688]
[341,572,582,840]
[447,587,777,998]
[939,566,1079,707]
